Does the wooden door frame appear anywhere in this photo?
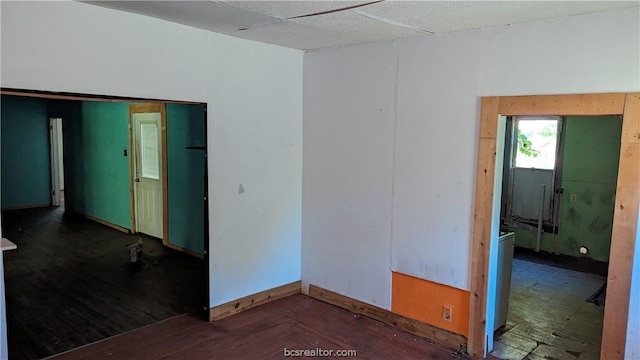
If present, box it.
[468,93,640,359]
[128,103,168,243]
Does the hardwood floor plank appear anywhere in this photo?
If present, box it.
[56,295,466,360]
[2,205,205,359]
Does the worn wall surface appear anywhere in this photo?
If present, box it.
[0,95,51,209]
[63,101,131,229]
[1,1,303,308]
[512,116,622,262]
[302,41,396,308]
[302,6,639,337]
[166,103,206,255]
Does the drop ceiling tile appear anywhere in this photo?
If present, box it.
[83,0,640,51]
[84,1,281,33]
[222,1,372,19]
[225,20,357,50]
[292,10,428,45]
[358,1,640,34]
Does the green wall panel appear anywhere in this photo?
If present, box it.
[1,95,51,208]
[562,116,621,184]
[511,115,622,261]
[64,101,131,229]
[3,98,205,250]
[166,103,205,255]
[558,181,616,261]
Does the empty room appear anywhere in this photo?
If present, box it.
[0,1,638,360]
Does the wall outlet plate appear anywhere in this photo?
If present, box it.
[443,305,452,321]
[570,194,577,203]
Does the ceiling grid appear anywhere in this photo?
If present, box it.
[83,1,640,50]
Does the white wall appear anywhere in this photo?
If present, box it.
[302,42,397,308]
[302,7,639,309]
[0,1,303,307]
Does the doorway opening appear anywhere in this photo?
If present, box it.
[130,104,165,239]
[490,115,621,360]
[468,93,640,360]
[0,90,209,359]
[49,117,64,207]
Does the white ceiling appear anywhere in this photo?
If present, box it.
[84,1,640,50]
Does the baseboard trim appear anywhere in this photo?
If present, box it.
[84,214,130,234]
[1,203,51,211]
[308,284,467,352]
[164,242,204,259]
[209,281,301,322]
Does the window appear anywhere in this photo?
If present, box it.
[514,117,559,170]
[502,116,563,232]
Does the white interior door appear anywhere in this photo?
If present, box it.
[133,112,163,239]
[49,118,62,207]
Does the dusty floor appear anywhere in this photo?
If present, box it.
[490,258,605,360]
[2,205,205,359]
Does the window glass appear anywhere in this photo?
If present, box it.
[141,123,160,179]
[515,119,558,170]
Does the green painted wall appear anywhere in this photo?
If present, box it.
[3,98,205,251]
[512,116,622,262]
[64,101,131,229]
[167,103,205,255]
[0,95,51,208]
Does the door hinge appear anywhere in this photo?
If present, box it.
[203,196,207,201]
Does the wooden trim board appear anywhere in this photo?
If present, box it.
[1,88,201,104]
[128,107,136,234]
[160,107,169,248]
[84,214,130,234]
[308,285,467,352]
[469,93,639,360]
[209,281,301,322]
[601,93,640,360]
[164,242,204,260]
[497,93,625,116]
[1,203,51,211]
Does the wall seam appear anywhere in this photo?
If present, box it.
[389,40,400,309]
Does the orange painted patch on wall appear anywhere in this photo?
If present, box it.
[391,271,470,337]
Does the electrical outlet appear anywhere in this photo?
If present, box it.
[443,305,453,321]
[570,195,577,203]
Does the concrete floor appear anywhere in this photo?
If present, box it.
[490,258,605,360]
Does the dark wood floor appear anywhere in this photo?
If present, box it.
[54,294,464,360]
[2,205,205,359]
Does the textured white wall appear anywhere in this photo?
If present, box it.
[0,1,303,307]
[302,42,397,308]
[302,7,639,310]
